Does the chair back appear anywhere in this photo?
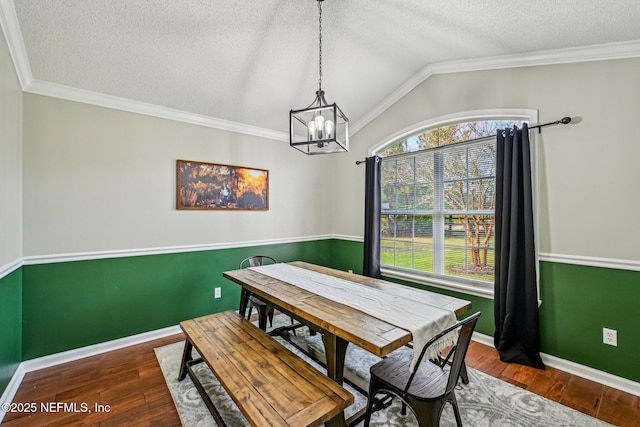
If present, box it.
[405,312,481,396]
[239,255,277,269]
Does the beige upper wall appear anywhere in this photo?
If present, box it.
[22,95,332,256]
[16,53,640,263]
[336,58,640,263]
[0,26,22,269]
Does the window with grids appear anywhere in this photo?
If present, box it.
[378,120,521,288]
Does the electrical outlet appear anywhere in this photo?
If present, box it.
[603,328,617,346]
[214,287,221,299]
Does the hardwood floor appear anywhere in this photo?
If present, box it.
[1,334,184,427]
[2,333,639,426]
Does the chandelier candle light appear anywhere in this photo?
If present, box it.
[290,0,349,154]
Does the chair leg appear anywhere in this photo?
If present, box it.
[449,395,463,427]
[363,389,377,427]
[411,397,444,427]
[267,307,274,327]
[460,361,469,384]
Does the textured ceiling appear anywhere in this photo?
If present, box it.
[5,0,640,140]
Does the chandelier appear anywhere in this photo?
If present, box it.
[289,0,349,154]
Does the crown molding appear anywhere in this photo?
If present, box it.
[429,39,640,74]
[24,79,290,142]
[350,39,640,134]
[0,0,31,88]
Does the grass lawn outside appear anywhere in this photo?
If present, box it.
[381,236,494,282]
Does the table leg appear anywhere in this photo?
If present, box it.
[239,288,250,318]
[321,333,349,427]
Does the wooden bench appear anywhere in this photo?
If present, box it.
[178,310,354,427]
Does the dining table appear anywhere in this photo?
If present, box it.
[223,261,471,427]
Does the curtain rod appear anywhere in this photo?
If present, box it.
[355,116,572,165]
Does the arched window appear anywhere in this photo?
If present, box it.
[373,110,535,296]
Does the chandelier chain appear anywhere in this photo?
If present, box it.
[318,0,322,92]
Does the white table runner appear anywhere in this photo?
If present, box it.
[249,263,457,372]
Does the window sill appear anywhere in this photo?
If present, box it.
[380,267,494,300]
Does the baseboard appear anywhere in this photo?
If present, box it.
[0,324,182,423]
[472,332,640,398]
[0,363,26,423]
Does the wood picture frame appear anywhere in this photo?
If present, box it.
[177,160,269,210]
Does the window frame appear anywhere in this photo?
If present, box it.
[370,109,538,299]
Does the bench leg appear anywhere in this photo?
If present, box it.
[178,339,193,381]
[187,365,228,427]
[179,339,228,426]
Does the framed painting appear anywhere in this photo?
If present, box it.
[177,160,269,210]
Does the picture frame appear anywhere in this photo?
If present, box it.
[177,160,269,210]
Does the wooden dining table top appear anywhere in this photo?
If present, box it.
[223,261,472,358]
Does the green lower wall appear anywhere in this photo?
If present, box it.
[10,238,640,394]
[0,268,22,394]
[539,261,640,382]
[21,240,334,360]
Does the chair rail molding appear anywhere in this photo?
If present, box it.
[0,258,22,281]
[538,252,640,272]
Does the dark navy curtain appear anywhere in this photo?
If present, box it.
[363,156,382,278]
[494,124,545,369]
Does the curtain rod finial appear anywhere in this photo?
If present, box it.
[560,116,572,124]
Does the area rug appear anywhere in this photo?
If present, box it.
[155,317,611,427]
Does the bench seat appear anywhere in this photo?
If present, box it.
[178,310,354,427]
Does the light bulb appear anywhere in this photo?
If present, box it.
[314,114,325,139]
[308,121,317,141]
[325,120,334,139]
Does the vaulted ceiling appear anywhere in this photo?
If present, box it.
[2,0,640,141]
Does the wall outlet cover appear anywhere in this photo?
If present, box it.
[603,327,617,346]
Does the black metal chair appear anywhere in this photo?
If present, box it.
[363,312,481,427]
[238,255,277,331]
